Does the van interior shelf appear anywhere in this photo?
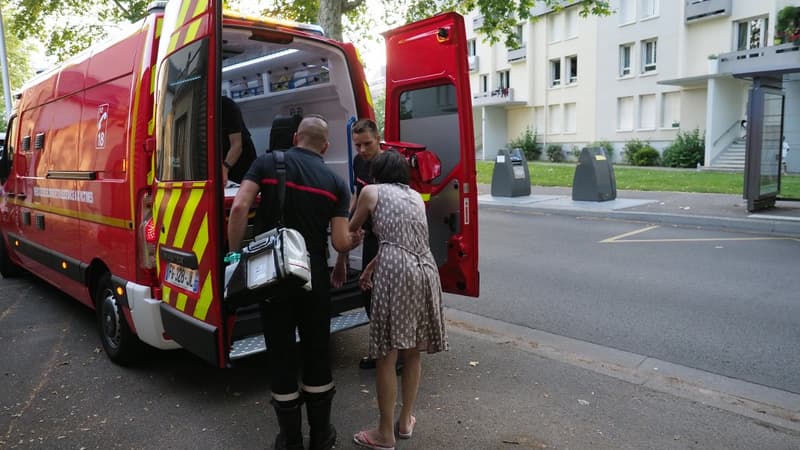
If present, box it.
[231,81,330,104]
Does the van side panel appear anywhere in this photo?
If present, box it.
[78,73,137,278]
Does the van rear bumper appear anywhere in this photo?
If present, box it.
[126,282,182,350]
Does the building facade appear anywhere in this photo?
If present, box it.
[467,0,799,173]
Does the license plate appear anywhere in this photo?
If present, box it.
[165,263,200,293]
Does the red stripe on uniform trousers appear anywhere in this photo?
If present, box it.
[259,178,338,203]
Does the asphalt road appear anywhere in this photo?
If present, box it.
[445,208,800,394]
[2,276,799,449]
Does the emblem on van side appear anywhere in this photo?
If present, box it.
[96,104,109,149]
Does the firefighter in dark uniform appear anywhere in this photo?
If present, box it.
[220,96,257,185]
[228,115,359,450]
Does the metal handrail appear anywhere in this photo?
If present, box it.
[712,119,744,147]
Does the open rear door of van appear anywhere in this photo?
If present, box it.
[383,13,479,297]
[153,0,228,366]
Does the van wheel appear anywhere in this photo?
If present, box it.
[95,273,142,365]
[0,237,23,278]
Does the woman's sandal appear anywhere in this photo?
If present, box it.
[353,430,395,450]
[395,415,416,439]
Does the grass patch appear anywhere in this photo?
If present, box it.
[476,161,800,198]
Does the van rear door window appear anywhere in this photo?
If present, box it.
[156,39,209,182]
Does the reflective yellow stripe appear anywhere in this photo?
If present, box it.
[176,292,187,311]
[159,188,181,245]
[176,0,191,27]
[193,274,213,320]
[168,32,180,52]
[162,285,171,304]
[193,0,208,19]
[185,17,202,42]
[155,17,163,39]
[173,189,204,247]
[420,193,431,202]
[8,199,131,229]
[364,80,373,109]
[193,214,209,262]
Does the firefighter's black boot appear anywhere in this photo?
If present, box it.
[305,388,337,450]
[271,397,304,450]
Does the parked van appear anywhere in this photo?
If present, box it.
[0,0,479,368]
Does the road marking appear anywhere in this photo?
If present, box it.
[600,225,659,243]
[601,225,800,243]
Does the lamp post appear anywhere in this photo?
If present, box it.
[0,6,13,120]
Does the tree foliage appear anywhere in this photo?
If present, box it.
[5,0,150,62]
[0,12,34,129]
[4,0,611,65]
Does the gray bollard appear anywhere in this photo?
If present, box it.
[572,147,616,201]
[491,148,531,197]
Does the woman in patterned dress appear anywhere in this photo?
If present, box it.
[350,150,448,450]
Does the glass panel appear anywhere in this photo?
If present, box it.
[737,22,748,51]
[156,39,209,181]
[759,93,783,196]
[398,85,459,182]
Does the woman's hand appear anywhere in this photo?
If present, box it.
[359,258,377,291]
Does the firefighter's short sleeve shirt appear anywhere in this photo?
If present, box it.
[243,147,350,255]
[221,96,257,183]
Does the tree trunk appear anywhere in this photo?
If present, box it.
[318,0,344,41]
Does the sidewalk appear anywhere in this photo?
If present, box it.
[478,185,800,237]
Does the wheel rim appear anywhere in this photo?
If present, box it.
[101,288,122,350]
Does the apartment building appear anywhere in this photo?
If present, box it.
[467,0,799,173]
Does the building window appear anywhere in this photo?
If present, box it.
[549,14,562,42]
[480,74,488,93]
[661,92,680,128]
[515,24,524,48]
[566,55,578,84]
[735,17,768,51]
[498,70,510,90]
[640,0,657,19]
[642,39,657,72]
[619,0,635,24]
[564,103,577,133]
[467,39,476,57]
[617,96,634,131]
[565,8,578,38]
[535,106,545,132]
[550,58,562,87]
[639,94,656,129]
[619,44,632,76]
[548,104,561,134]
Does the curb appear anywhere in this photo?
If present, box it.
[478,202,800,238]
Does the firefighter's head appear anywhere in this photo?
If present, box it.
[295,115,329,154]
[352,118,381,161]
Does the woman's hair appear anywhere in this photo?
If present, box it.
[370,150,410,184]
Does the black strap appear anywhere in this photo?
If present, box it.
[273,150,286,225]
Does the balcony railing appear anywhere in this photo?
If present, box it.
[507,46,526,63]
[718,43,800,77]
[685,0,731,24]
[472,87,518,107]
[468,55,479,72]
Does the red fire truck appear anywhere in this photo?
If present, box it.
[0,0,479,368]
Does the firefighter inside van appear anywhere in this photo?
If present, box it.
[220,96,257,185]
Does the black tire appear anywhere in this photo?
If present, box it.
[95,273,142,365]
[0,236,23,278]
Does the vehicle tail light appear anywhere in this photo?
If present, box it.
[138,190,157,284]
